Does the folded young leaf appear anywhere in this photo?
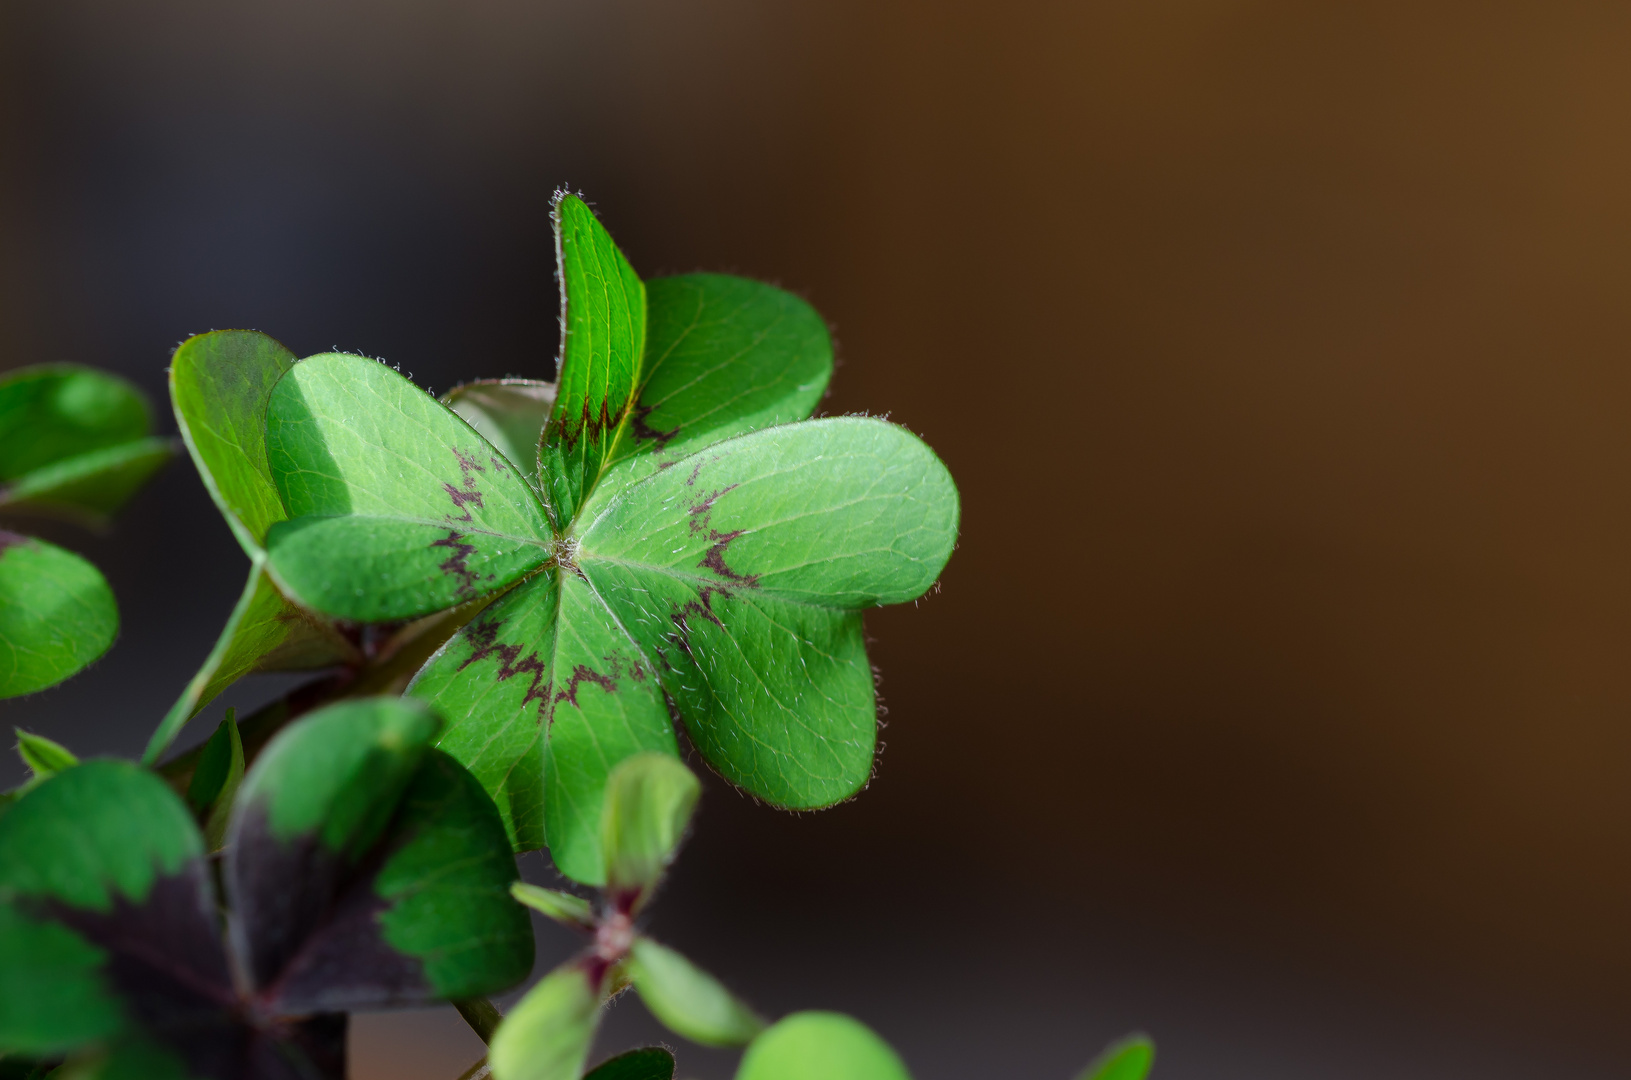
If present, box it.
[265,353,553,620]
[0,364,166,524]
[627,937,763,1048]
[444,380,557,483]
[225,698,532,1012]
[736,1012,911,1080]
[189,712,245,852]
[1075,1035,1155,1080]
[0,532,117,700]
[601,273,832,489]
[510,882,596,931]
[583,1047,676,1080]
[0,437,173,527]
[601,753,699,906]
[487,960,604,1080]
[539,194,646,528]
[408,569,677,879]
[0,760,345,1079]
[14,730,77,779]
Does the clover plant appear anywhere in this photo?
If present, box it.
[0,193,1153,1080]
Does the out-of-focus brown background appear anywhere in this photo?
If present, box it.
[4,1,1631,1076]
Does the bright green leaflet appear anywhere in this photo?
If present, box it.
[1076,1035,1155,1080]
[231,697,439,853]
[0,761,201,1057]
[170,330,298,550]
[444,380,556,483]
[265,353,553,621]
[0,364,170,526]
[488,961,602,1080]
[409,569,676,878]
[539,194,646,529]
[0,534,117,700]
[511,882,595,930]
[736,1012,911,1080]
[627,937,764,1048]
[601,753,699,903]
[149,330,360,763]
[15,730,77,778]
[575,418,957,807]
[602,273,832,488]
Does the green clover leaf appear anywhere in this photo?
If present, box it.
[0,699,533,1080]
[0,532,117,700]
[0,364,173,527]
[144,330,363,763]
[260,194,960,883]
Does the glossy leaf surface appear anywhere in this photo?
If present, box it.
[1076,1035,1155,1080]
[736,1012,911,1080]
[0,364,170,525]
[601,753,699,904]
[0,532,117,699]
[583,1047,676,1080]
[266,353,552,620]
[444,380,556,481]
[488,961,602,1080]
[627,937,763,1047]
[539,194,645,528]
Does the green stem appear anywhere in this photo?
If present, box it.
[454,1055,490,1080]
[454,997,504,1045]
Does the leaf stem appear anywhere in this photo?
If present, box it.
[454,1055,490,1080]
[454,997,504,1045]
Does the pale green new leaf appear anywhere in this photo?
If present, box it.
[736,1012,910,1080]
[510,882,595,931]
[1076,1035,1155,1080]
[0,533,117,699]
[601,753,699,903]
[488,962,603,1080]
[15,730,77,779]
[627,937,763,1048]
[539,194,646,528]
[265,353,553,620]
[444,380,556,482]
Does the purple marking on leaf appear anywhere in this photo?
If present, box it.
[458,617,552,712]
[629,403,681,448]
[683,481,759,587]
[444,448,488,523]
[432,531,484,597]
